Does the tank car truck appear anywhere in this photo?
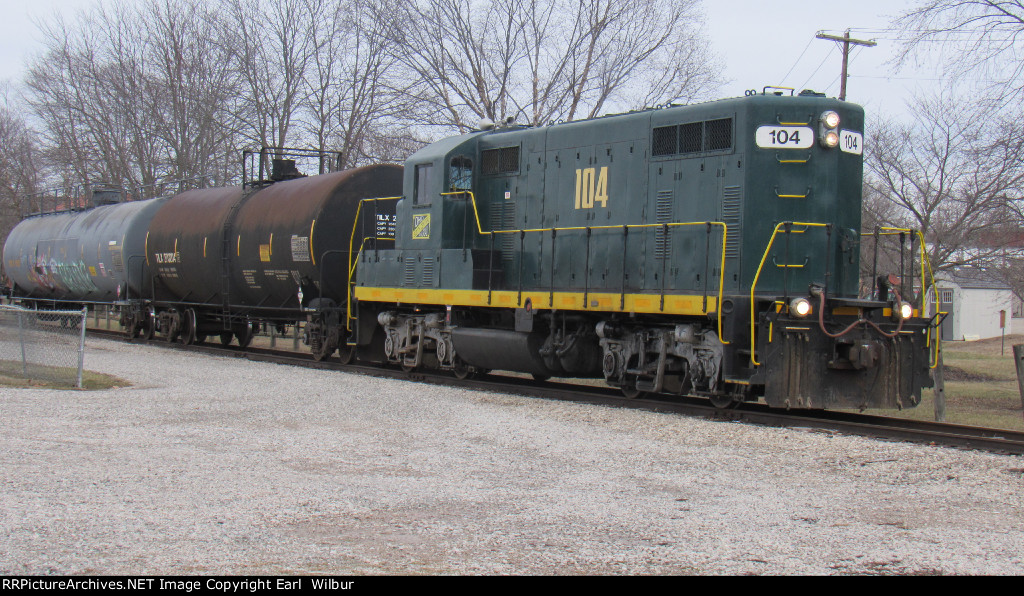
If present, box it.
[349,88,938,409]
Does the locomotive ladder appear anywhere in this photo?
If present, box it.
[219,186,262,330]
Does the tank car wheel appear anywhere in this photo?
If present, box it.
[531,374,550,382]
[235,322,255,349]
[180,309,197,345]
[142,314,155,340]
[219,332,234,346]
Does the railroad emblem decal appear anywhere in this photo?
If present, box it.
[412,213,431,239]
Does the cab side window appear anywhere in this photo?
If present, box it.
[414,163,434,205]
[449,156,473,191]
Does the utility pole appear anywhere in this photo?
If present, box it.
[815,30,876,101]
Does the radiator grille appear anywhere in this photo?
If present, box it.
[722,185,741,259]
[421,256,435,286]
[655,190,673,259]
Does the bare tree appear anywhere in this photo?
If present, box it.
[0,83,40,239]
[24,0,245,197]
[393,0,721,131]
[303,0,420,168]
[143,0,242,189]
[220,0,321,153]
[864,92,1024,278]
[892,1,1024,102]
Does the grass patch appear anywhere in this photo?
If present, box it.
[0,360,130,390]
[877,335,1024,431]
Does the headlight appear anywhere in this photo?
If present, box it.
[790,297,812,317]
[821,131,839,148]
[820,111,840,129]
[898,302,914,320]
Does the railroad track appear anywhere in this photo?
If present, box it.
[87,327,1024,456]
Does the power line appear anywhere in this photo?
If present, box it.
[781,38,815,84]
[800,46,836,91]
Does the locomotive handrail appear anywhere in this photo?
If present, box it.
[862,227,943,369]
[439,190,730,344]
[346,196,402,333]
[750,223,943,369]
[749,221,830,366]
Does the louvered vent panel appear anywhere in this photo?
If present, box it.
[490,201,518,261]
[722,186,742,259]
[421,256,435,287]
[403,260,417,286]
[655,190,673,259]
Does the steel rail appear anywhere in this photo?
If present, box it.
[86,326,1024,456]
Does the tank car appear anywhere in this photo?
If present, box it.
[130,162,402,353]
[347,88,938,409]
[3,190,167,308]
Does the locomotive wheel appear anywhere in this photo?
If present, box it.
[709,394,740,409]
[337,345,356,365]
[531,374,550,382]
[452,357,472,380]
[312,342,335,362]
[220,332,234,346]
[620,377,646,399]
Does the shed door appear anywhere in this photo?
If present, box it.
[939,288,955,341]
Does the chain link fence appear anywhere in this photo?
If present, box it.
[0,305,88,388]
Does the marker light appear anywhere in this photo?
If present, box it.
[820,111,840,129]
[790,297,812,317]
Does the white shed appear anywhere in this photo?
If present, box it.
[935,269,1013,341]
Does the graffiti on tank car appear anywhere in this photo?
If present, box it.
[52,259,98,294]
[27,254,57,291]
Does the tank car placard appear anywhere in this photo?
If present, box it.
[290,235,311,262]
[755,126,814,149]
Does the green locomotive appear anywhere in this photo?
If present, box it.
[349,88,937,409]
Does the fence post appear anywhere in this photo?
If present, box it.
[933,344,946,422]
[77,307,87,389]
[1013,344,1024,421]
[18,309,27,377]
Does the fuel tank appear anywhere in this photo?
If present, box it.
[2,197,167,302]
[144,164,402,311]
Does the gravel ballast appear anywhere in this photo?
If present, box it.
[1,337,1023,575]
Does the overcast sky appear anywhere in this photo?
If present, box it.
[0,0,944,121]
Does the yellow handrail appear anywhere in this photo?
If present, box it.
[439,190,731,343]
[862,227,943,368]
[749,222,828,365]
[346,196,402,332]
